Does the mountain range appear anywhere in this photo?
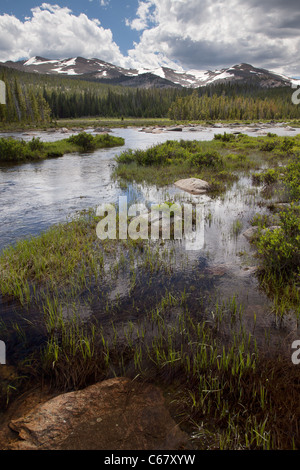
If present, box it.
[2,56,300,89]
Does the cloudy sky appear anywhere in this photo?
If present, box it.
[0,0,299,76]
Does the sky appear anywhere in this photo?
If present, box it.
[0,0,299,77]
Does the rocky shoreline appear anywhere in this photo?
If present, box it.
[138,121,298,134]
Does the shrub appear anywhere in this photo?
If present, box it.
[260,140,277,152]
[214,132,236,142]
[67,132,95,151]
[281,137,294,153]
[189,150,223,168]
[256,207,300,279]
[28,137,44,152]
[284,156,300,201]
[0,138,27,162]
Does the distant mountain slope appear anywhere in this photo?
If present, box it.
[2,56,300,89]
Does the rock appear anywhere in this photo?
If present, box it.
[60,127,69,133]
[94,127,111,133]
[243,225,281,241]
[143,127,155,133]
[174,178,210,195]
[261,226,281,235]
[8,378,189,450]
[242,226,259,241]
[271,203,291,212]
[203,266,226,277]
[212,123,223,128]
[167,127,183,132]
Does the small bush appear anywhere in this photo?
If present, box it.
[28,137,44,152]
[189,150,223,168]
[67,132,95,151]
[0,137,27,162]
[284,156,300,201]
[260,140,277,152]
[256,207,300,279]
[281,137,294,153]
[214,132,236,142]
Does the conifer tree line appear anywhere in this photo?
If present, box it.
[168,86,300,121]
[0,72,51,123]
[0,64,299,123]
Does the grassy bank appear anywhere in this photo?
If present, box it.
[0,132,124,163]
[0,117,176,132]
[113,132,299,190]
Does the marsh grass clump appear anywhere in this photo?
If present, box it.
[283,155,300,201]
[231,219,243,238]
[252,168,280,186]
[114,138,259,191]
[0,209,104,303]
[214,132,237,142]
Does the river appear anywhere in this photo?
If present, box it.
[0,124,299,252]
[0,124,299,355]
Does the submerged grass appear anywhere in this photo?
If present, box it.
[0,204,299,449]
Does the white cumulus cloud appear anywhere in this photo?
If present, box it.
[0,3,125,65]
[126,0,300,76]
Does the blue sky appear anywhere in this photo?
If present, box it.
[0,1,299,76]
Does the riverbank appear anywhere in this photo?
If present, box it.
[0,117,300,133]
[0,132,124,163]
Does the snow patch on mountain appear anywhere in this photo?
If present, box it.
[5,56,300,89]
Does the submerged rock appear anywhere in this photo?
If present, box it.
[167,127,183,131]
[94,127,111,133]
[242,226,259,241]
[243,225,281,241]
[8,378,189,450]
[174,178,210,194]
[261,226,281,235]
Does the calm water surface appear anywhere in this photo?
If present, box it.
[0,125,299,354]
[1,125,299,251]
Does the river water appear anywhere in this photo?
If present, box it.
[0,124,299,252]
[1,124,299,355]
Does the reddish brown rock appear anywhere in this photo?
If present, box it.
[8,378,189,450]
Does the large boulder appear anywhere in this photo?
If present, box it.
[174,178,210,195]
[8,378,189,450]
